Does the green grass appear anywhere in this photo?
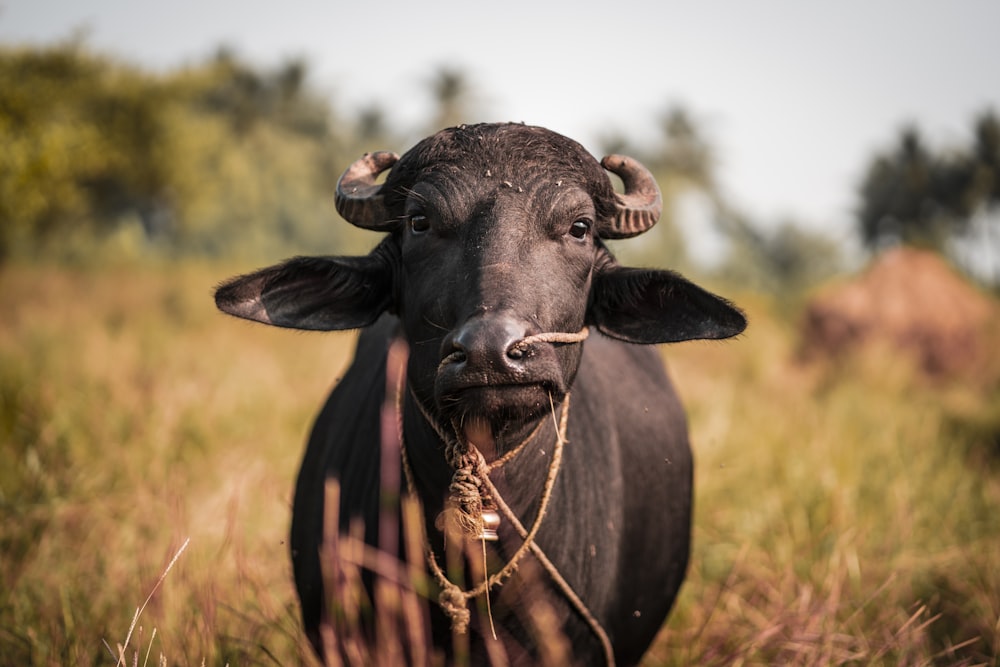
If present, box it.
[1,264,998,666]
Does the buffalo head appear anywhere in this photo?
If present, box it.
[216,123,745,446]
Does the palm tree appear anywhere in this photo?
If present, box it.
[428,66,474,131]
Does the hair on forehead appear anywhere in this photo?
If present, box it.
[383,123,618,220]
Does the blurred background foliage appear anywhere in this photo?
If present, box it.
[3,40,1000,665]
[4,40,998,294]
[0,41,375,263]
[857,115,1000,285]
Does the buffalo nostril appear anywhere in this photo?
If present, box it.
[447,344,467,365]
[506,337,534,361]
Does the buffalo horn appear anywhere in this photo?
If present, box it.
[335,151,400,230]
[599,155,662,239]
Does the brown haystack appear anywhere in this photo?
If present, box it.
[800,247,997,379]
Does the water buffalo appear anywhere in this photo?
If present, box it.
[215,122,745,665]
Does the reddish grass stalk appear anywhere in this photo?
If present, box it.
[317,338,438,666]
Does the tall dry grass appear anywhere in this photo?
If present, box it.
[0,262,347,665]
[651,294,1000,666]
[1,264,998,666]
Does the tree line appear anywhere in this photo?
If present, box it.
[0,42,390,262]
[2,41,997,289]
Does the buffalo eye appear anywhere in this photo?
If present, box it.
[408,213,430,234]
[569,219,591,239]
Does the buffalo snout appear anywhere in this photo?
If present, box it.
[446,314,532,372]
[435,314,569,424]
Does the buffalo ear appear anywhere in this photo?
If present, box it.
[215,241,396,331]
[588,265,746,344]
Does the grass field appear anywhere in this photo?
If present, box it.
[1,262,998,666]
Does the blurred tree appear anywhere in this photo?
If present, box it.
[656,107,716,189]
[857,126,955,250]
[717,214,843,297]
[601,104,721,271]
[197,51,330,140]
[356,104,390,143]
[0,43,173,259]
[428,66,475,131]
[970,111,1000,206]
[603,103,845,294]
[0,43,357,263]
[956,110,1000,285]
[856,110,1000,284]
[596,131,630,159]
[84,73,177,239]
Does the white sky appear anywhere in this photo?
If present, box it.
[2,0,999,249]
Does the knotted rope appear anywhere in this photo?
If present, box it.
[395,325,616,666]
[404,390,566,633]
[428,326,590,598]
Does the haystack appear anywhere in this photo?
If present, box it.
[800,247,997,379]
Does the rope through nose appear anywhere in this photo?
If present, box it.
[508,326,590,356]
[438,326,590,375]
